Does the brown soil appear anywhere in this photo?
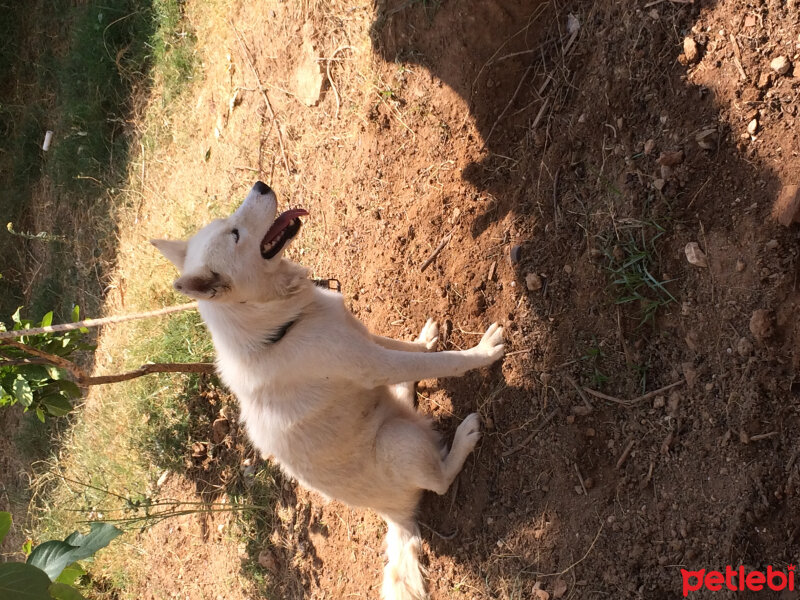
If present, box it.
[11,0,800,598]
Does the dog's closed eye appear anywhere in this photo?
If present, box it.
[231,228,240,243]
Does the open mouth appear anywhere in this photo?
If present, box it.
[261,208,309,259]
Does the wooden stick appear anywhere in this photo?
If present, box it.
[582,381,683,406]
[0,303,198,340]
[616,439,635,470]
[81,362,215,386]
[420,233,453,272]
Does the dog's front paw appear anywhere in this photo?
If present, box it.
[472,322,504,365]
[415,317,439,351]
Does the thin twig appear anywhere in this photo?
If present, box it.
[231,22,291,176]
[565,375,593,410]
[535,523,605,577]
[420,232,453,272]
[749,431,778,442]
[574,463,588,496]
[582,381,683,406]
[0,303,197,339]
[616,439,635,470]
[483,65,533,147]
[502,408,558,457]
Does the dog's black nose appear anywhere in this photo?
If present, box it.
[253,181,272,195]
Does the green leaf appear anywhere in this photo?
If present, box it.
[22,539,33,555]
[42,395,72,417]
[13,376,34,407]
[35,407,46,423]
[11,306,22,325]
[45,367,63,381]
[71,305,80,322]
[27,523,123,580]
[54,563,85,586]
[0,562,52,600]
[48,582,85,600]
[0,511,11,544]
[54,381,81,399]
[40,312,53,328]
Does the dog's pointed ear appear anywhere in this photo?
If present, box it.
[174,273,224,299]
[151,239,187,271]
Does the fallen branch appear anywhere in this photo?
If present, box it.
[420,232,453,272]
[582,381,684,406]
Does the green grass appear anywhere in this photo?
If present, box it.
[0,0,197,320]
[600,221,676,326]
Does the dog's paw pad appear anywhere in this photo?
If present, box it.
[417,318,439,350]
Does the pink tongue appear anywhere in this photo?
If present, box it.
[262,208,309,244]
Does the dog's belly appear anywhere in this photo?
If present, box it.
[240,385,409,508]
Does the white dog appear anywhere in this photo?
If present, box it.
[152,182,504,600]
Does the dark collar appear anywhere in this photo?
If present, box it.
[264,320,296,344]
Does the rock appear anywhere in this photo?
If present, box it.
[487,260,497,282]
[653,395,665,409]
[552,577,568,599]
[644,138,656,155]
[667,392,680,417]
[684,242,708,267]
[563,264,573,274]
[772,183,800,226]
[736,337,754,357]
[526,273,543,291]
[295,30,324,106]
[749,309,774,341]
[736,258,746,272]
[683,36,700,63]
[770,56,791,76]
[469,294,487,316]
[509,244,523,265]
[660,164,673,180]
[765,239,778,250]
[747,118,758,135]
[756,72,771,89]
[654,178,666,191]
[682,362,697,389]
[658,150,684,167]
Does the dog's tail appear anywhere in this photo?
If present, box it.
[382,520,427,600]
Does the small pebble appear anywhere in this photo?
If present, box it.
[736,337,753,357]
[653,395,665,409]
[770,56,791,76]
[644,138,656,155]
[683,36,699,63]
[747,119,758,135]
[563,264,573,274]
[765,239,778,250]
[736,258,746,272]
[509,244,522,265]
[685,242,708,267]
[525,273,543,291]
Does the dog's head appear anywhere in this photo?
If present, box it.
[151,182,309,302]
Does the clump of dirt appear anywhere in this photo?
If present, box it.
[79,0,800,597]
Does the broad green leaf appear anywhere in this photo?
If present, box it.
[11,306,22,325]
[45,367,63,381]
[0,511,11,544]
[35,408,46,423]
[0,562,52,600]
[71,305,80,322]
[48,582,85,600]
[27,523,122,580]
[42,395,72,417]
[40,312,53,328]
[13,376,34,407]
[54,562,85,586]
[54,381,81,399]
[20,366,51,382]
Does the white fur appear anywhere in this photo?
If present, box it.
[152,182,505,599]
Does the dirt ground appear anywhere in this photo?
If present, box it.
[8,0,800,598]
